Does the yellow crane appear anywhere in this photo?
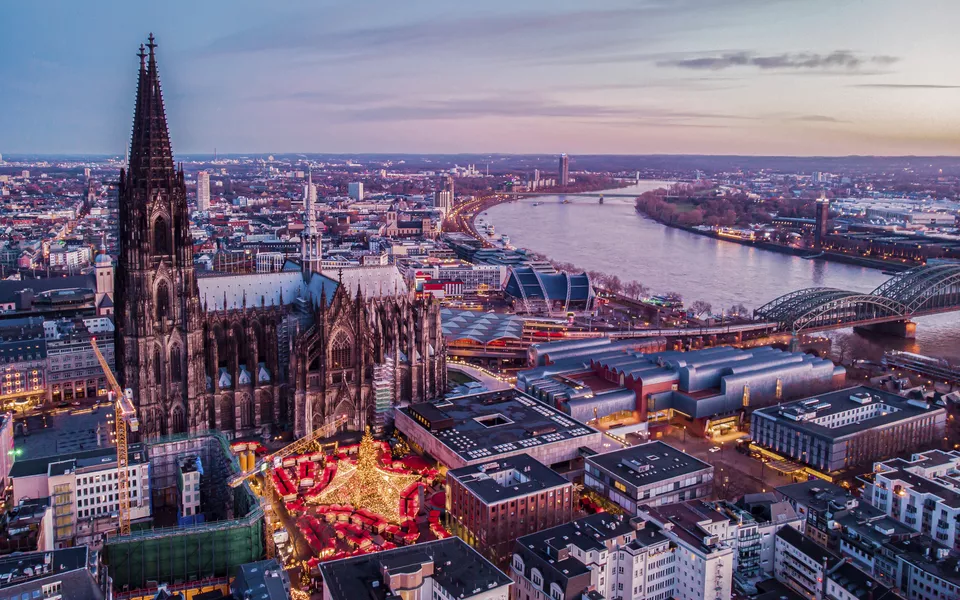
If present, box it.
[227,415,346,488]
[91,337,139,537]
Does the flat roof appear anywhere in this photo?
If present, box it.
[400,389,598,463]
[890,537,960,587]
[10,443,147,479]
[0,547,88,587]
[776,525,838,563]
[448,454,571,504]
[13,409,113,459]
[586,440,712,489]
[318,537,510,600]
[755,386,943,440]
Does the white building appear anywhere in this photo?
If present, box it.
[511,513,677,600]
[867,449,960,549]
[774,525,834,600]
[640,503,734,600]
[48,247,92,269]
[197,170,211,212]
[347,182,364,201]
[177,455,202,518]
[10,444,151,548]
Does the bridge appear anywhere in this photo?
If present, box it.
[754,264,960,334]
[499,191,640,198]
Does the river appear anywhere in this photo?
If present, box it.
[482,181,960,362]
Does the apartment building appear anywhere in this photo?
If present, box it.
[867,449,960,550]
[510,513,677,600]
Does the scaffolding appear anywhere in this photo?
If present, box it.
[103,431,265,592]
[373,355,396,434]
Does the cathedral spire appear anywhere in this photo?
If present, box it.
[128,33,175,188]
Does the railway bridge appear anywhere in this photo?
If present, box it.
[754,263,960,336]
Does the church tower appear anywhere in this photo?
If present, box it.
[301,169,322,275]
[115,35,205,439]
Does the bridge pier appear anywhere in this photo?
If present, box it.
[853,320,916,339]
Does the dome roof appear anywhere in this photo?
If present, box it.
[95,253,113,265]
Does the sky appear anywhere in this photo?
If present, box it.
[2,0,959,156]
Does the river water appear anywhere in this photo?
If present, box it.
[482,181,959,362]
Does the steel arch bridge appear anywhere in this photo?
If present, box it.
[755,264,960,333]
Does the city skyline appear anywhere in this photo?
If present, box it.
[1,0,959,156]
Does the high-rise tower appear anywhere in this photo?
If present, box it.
[559,153,569,186]
[196,170,210,212]
[815,194,830,249]
[114,35,205,438]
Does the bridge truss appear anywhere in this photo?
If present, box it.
[755,264,960,332]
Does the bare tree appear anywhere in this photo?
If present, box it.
[623,280,647,299]
[606,275,623,295]
[690,300,712,317]
[728,303,748,317]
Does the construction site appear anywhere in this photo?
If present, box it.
[103,431,265,596]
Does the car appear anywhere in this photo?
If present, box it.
[708,446,721,453]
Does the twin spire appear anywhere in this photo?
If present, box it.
[128,33,176,187]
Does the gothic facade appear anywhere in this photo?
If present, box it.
[115,36,445,440]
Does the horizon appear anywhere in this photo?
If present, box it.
[2,0,959,156]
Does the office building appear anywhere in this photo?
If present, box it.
[395,389,603,470]
[446,454,575,567]
[405,260,507,293]
[510,513,677,600]
[559,154,569,186]
[584,441,713,514]
[866,449,960,549]
[519,345,843,432]
[0,413,12,492]
[347,181,364,200]
[319,537,511,600]
[10,443,150,547]
[197,170,211,211]
[0,547,109,600]
[0,317,46,410]
[44,317,115,404]
[752,387,946,473]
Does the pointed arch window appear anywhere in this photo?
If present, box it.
[156,280,171,320]
[153,347,162,383]
[331,333,352,369]
[153,216,170,255]
[170,345,182,382]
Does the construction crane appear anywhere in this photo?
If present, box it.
[227,415,347,488]
[91,337,139,537]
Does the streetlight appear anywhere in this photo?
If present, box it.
[682,426,686,444]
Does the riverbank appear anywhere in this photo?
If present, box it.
[635,211,913,274]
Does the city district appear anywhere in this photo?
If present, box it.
[1,35,960,600]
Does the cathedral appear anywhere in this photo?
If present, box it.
[114,36,446,440]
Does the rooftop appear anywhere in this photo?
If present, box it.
[0,547,89,589]
[755,385,942,439]
[448,454,571,504]
[441,308,525,344]
[318,537,511,600]
[775,480,857,513]
[401,389,598,463]
[776,525,838,563]
[10,442,147,479]
[587,440,712,490]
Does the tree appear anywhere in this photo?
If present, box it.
[623,280,648,299]
[690,300,712,317]
[728,303,748,317]
[606,275,623,295]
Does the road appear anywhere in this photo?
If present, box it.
[447,362,512,391]
[658,428,802,499]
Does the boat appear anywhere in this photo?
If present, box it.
[532,202,542,207]
[599,196,604,205]
[562,199,571,204]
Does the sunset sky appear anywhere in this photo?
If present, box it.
[2,0,959,155]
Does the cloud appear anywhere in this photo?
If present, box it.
[851,83,960,89]
[658,50,899,71]
[330,96,755,124]
[790,115,848,123]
